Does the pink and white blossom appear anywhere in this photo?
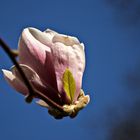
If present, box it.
[2,28,86,106]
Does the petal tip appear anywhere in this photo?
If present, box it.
[2,69,14,80]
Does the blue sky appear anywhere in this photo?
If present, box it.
[0,0,140,140]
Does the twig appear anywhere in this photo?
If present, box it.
[11,49,18,57]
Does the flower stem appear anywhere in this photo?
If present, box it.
[0,37,64,112]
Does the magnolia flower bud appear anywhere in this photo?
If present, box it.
[2,27,90,119]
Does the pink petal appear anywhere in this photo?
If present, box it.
[11,64,62,105]
[2,69,28,95]
[51,41,85,102]
[18,28,58,92]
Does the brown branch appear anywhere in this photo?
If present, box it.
[0,37,64,112]
[11,49,18,57]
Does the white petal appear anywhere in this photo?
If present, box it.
[36,99,49,108]
[44,29,58,41]
[23,27,52,47]
[80,43,85,50]
[2,69,28,95]
[52,34,80,46]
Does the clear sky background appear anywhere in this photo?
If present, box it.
[0,0,140,140]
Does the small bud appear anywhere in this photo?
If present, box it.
[25,94,33,103]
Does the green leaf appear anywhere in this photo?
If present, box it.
[62,68,76,103]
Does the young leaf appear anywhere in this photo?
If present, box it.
[62,68,76,103]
